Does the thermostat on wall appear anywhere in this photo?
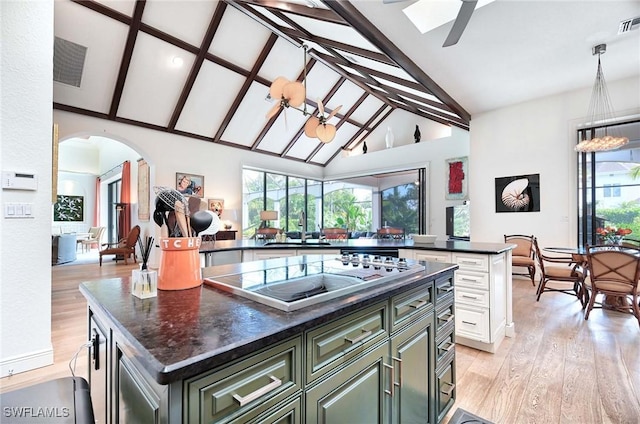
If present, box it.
[2,171,38,191]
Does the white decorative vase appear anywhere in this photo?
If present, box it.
[385,127,394,149]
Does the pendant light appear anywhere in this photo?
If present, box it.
[574,44,629,153]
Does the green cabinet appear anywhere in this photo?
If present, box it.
[305,342,389,423]
[84,268,455,423]
[389,312,435,424]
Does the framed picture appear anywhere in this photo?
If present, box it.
[445,157,468,200]
[53,195,84,221]
[176,173,204,198]
[137,159,150,221]
[495,173,540,213]
[208,198,224,216]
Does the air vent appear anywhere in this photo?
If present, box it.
[618,16,640,34]
[53,37,87,87]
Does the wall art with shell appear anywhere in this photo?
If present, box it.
[495,174,540,213]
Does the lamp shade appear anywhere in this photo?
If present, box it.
[260,210,278,221]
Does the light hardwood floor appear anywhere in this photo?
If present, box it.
[1,258,639,423]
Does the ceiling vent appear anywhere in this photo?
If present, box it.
[53,37,87,87]
[618,16,640,34]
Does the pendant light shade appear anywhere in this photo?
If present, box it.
[574,44,629,153]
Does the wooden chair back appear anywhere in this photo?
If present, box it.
[584,245,640,325]
[532,238,585,304]
[322,228,348,240]
[377,227,405,239]
[256,227,278,239]
[504,234,536,285]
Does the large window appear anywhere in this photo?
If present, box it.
[381,183,419,234]
[577,120,640,246]
[242,168,426,239]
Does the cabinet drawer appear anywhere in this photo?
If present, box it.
[452,253,488,272]
[435,356,456,423]
[435,328,455,366]
[455,270,489,290]
[455,287,489,308]
[415,250,451,263]
[434,274,455,303]
[185,337,302,424]
[455,305,489,342]
[391,282,434,331]
[243,395,302,424]
[305,302,387,384]
[435,301,455,335]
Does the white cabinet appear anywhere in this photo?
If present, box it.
[402,248,511,353]
[452,252,507,353]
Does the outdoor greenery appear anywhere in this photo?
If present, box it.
[597,201,640,240]
[381,184,418,234]
[324,190,371,231]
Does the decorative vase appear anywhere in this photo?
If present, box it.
[385,127,394,149]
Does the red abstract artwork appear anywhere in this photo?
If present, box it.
[448,161,464,194]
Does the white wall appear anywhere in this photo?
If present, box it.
[0,1,55,377]
[325,126,470,238]
[470,76,640,246]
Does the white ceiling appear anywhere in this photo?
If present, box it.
[53,0,640,166]
[355,0,640,115]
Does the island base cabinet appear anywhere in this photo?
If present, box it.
[435,356,456,423]
[305,342,388,423]
[389,312,435,424]
[118,357,160,423]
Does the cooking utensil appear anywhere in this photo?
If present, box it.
[190,210,213,236]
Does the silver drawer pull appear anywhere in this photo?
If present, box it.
[440,381,456,396]
[345,329,373,344]
[438,313,454,324]
[461,277,478,282]
[462,320,477,326]
[439,286,454,293]
[460,260,479,265]
[232,375,282,407]
[462,294,478,299]
[438,341,455,352]
[392,356,403,388]
[383,363,394,396]
[409,300,427,309]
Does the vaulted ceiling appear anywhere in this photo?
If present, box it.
[53,1,640,166]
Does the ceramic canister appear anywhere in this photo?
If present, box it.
[158,237,202,290]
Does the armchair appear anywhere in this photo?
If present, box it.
[504,234,536,285]
[80,226,105,253]
[99,225,140,266]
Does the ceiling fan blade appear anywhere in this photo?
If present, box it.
[266,103,281,120]
[327,105,342,119]
[442,0,478,47]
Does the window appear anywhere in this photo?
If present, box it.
[603,183,621,198]
[381,183,418,234]
[577,120,640,247]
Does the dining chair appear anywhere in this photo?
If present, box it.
[322,228,348,240]
[81,226,105,253]
[583,245,640,326]
[376,227,405,240]
[504,234,536,285]
[99,225,140,266]
[255,227,278,240]
[533,238,586,305]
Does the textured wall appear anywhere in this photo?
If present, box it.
[0,1,55,377]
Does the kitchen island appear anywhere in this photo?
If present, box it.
[81,255,457,423]
[202,238,515,353]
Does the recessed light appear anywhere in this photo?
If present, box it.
[171,56,184,67]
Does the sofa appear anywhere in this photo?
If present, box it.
[52,233,77,265]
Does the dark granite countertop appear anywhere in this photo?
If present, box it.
[80,256,457,385]
[201,238,514,255]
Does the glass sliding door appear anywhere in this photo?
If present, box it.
[577,120,640,247]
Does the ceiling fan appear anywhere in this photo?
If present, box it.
[384,0,479,47]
